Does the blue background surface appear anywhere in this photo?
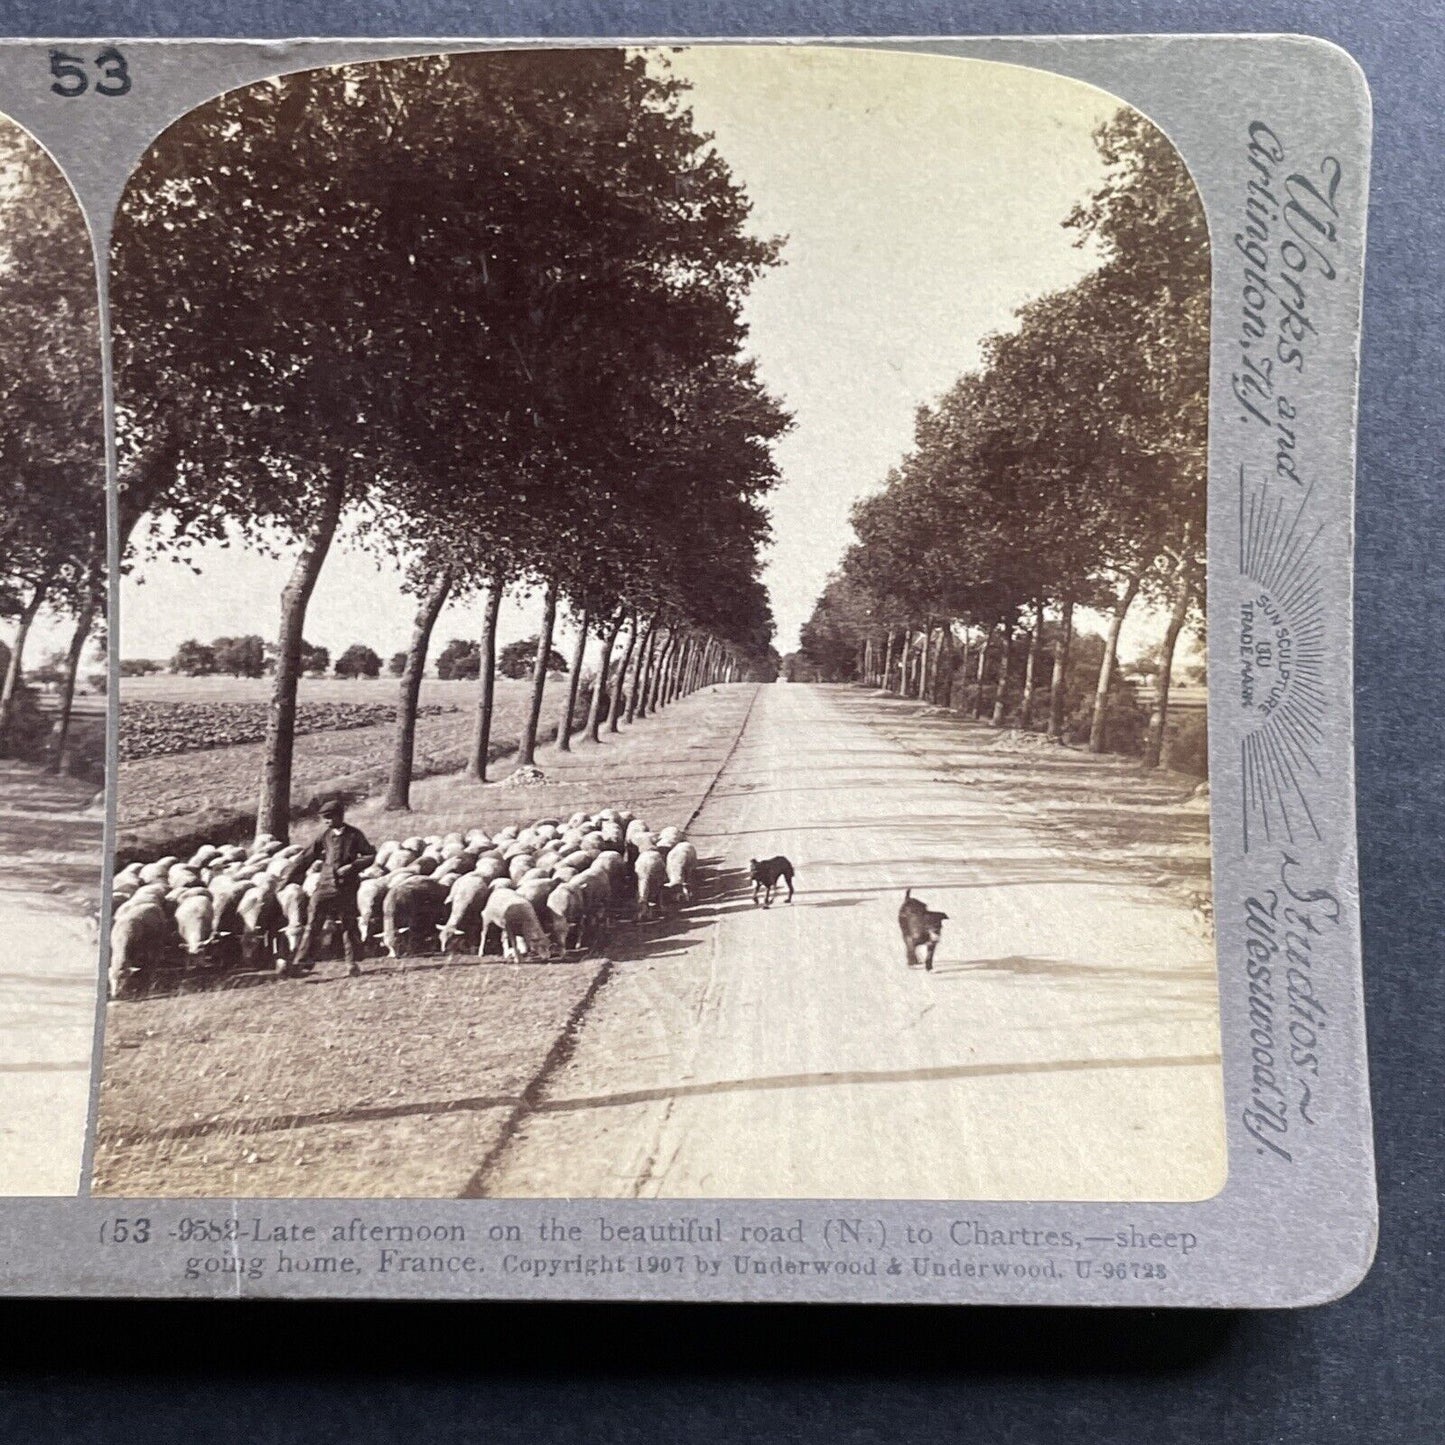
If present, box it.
[0,3,1440,1441]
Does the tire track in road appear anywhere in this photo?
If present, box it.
[464,684,762,1200]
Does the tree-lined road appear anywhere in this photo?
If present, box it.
[484,683,1225,1202]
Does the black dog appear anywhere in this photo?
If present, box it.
[898,889,948,971]
[749,856,795,907]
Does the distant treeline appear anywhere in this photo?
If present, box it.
[142,633,574,682]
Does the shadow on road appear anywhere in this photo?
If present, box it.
[930,953,1218,985]
[536,1049,1223,1117]
[0,762,102,909]
[836,688,1211,866]
[612,865,754,963]
[106,1044,1225,1152]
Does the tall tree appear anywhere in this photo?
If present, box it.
[385,567,453,811]
[0,124,103,757]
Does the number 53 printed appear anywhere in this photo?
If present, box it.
[49,47,130,97]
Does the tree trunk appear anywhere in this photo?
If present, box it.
[666,632,685,703]
[990,622,1015,727]
[882,631,895,692]
[661,635,679,703]
[1019,600,1044,730]
[646,630,673,713]
[918,617,932,701]
[114,426,183,559]
[667,632,684,703]
[555,609,590,751]
[518,579,559,766]
[1144,562,1199,768]
[632,622,657,720]
[956,631,971,711]
[607,611,639,732]
[625,613,656,724]
[1089,571,1144,754]
[384,570,453,810]
[973,629,991,719]
[45,592,98,774]
[679,635,698,697]
[464,579,505,782]
[936,625,956,705]
[1047,599,1074,741]
[586,612,623,743]
[662,634,682,704]
[257,478,346,841]
[639,630,660,714]
[0,567,56,751]
[897,630,912,697]
[662,634,683,705]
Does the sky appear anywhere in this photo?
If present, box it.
[98,46,1177,671]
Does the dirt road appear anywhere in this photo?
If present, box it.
[0,762,101,1194]
[483,683,1225,1202]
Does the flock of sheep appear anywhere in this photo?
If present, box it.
[107,806,699,999]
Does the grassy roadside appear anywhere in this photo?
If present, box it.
[92,683,758,1198]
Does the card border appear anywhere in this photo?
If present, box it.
[0,33,1375,1307]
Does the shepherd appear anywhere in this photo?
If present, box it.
[282,798,376,978]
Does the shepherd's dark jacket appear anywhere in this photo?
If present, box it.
[284,823,375,898]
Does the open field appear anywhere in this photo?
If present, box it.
[120,699,457,761]
[119,675,502,706]
[116,676,541,860]
[92,684,756,1196]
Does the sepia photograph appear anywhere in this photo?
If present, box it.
[92,45,1223,1203]
[0,109,104,1194]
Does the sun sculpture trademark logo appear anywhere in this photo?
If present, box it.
[1237,468,1326,852]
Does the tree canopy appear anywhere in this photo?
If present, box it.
[114,50,787,828]
[799,107,1209,764]
[0,121,104,760]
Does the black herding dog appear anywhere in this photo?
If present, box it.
[750,856,796,907]
[898,889,949,971]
